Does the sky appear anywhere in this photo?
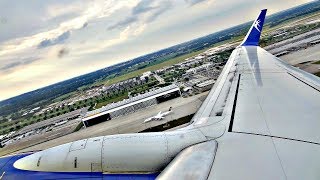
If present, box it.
[0,0,313,101]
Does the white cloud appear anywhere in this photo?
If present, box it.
[45,2,85,19]
[0,0,136,56]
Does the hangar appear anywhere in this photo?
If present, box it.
[82,85,181,127]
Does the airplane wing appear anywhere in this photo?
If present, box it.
[158,9,320,180]
[161,111,171,116]
[144,117,153,123]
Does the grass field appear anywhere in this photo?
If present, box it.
[52,91,77,102]
[314,72,320,77]
[312,60,320,64]
[94,48,210,86]
[95,93,128,109]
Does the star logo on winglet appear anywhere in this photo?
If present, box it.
[253,19,261,32]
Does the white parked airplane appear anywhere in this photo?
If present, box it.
[5,9,320,180]
[144,108,172,123]
[54,120,68,127]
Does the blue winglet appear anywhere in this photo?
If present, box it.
[241,9,267,46]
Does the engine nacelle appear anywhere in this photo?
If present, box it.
[14,129,207,173]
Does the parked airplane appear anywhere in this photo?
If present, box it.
[1,9,320,179]
[53,120,68,127]
[144,107,172,123]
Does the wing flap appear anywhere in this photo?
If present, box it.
[208,133,320,180]
[208,133,286,180]
[157,141,217,180]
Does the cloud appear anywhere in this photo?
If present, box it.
[82,22,88,28]
[38,31,71,48]
[146,1,172,23]
[45,2,85,19]
[107,0,172,30]
[0,17,7,24]
[0,57,40,72]
[184,0,208,6]
[132,0,155,14]
[0,0,129,57]
[107,16,138,30]
[57,47,69,58]
[0,62,20,71]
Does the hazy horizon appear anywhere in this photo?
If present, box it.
[0,0,313,101]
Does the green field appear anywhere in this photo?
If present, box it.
[95,49,209,87]
[53,91,77,102]
[314,72,320,77]
[312,60,320,64]
[95,93,129,109]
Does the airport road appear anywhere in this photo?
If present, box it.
[280,44,320,65]
[154,74,165,84]
[280,43,320,76]
[265,28,320,54]
[0,119,81,157]
[9,92,208,155]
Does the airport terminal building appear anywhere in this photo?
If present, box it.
[82,85,181,127]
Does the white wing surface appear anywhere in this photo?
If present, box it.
[158,9,320,180]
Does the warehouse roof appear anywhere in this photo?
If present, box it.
[82,84,180,121]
